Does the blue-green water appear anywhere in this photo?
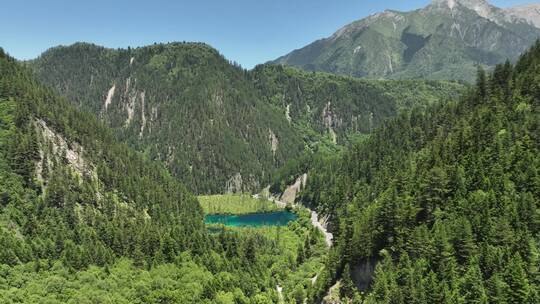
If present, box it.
[205,211,297,227]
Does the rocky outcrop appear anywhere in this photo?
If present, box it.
[139,91,146,138]
[322,102,339,144]
[285,104,292,123]
[226,173,243,194]
[280,173,307,204]
[268,129,279,156]
[123,77,136,127]
[35,119,93,179]
[321,281,341,304]
[311,211,333,247]
[34,119,99,200]
[104,85,115,110]
[225,173,260,194]
[351,257,378,291]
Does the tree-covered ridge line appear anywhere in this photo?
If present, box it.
[28,42,305,194]
[0,49,330,303]
[298,42,540,303]
[28,42,465,194]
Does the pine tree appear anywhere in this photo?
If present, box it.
[296,243,305,265]
[477,66,488,101]
[504,253,531,304]
[453,217,476,264]
[340,263,356,300]
[460,258,489,304]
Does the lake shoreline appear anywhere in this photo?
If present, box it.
[201,193,333,248]
[204,210,298,227]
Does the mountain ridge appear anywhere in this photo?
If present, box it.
[29,42,465,194]
[272,0,540,82]
[504,3,540,27]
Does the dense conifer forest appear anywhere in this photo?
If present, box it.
[0,18,538,304]
[296,43,540,303]
[28,42,464,194]
[0,50,328,303]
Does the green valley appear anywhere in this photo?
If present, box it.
[296,43,540,303]
[1,0,539,303]
[199,194,279,215]
[0,49,328,303]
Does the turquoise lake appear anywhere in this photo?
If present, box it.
[205,211,297,227]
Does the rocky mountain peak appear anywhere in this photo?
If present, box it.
[431,0,494,18]
[504,4,540,28]
[432,0,489,8]
[272,0,540,82]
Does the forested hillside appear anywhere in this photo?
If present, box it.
[298,43,540,303]
[29,42,304,194]
[0,47,206,266]
[250,65,464,145]
[29,42,464,193]
[0,49,328,303]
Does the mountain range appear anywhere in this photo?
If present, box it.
[272,0,540,82]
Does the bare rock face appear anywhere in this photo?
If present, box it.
[226,173,243,194]
[225,173,260,194]
[280,173,307,204]
[432,0,493,16]
[35,119,93,179]
[505,4,540,28]
[122,77,137,127]
[433,0,540,28]
[351,257,379,291]
[139,91,146,138]
[268,129,279,156]
[34,119,100,201]
[322,102,339,144]
[104,85,115,111]
[321,281,342,304]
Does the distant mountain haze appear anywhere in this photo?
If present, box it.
[272,0,540,82]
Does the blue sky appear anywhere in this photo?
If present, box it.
[0,0,532,68]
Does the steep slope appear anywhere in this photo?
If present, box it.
[299,43,540,302]
[29,42,464,193]
[30,42,305,194]
[250,65,464,146]
[272,0,540,82]
[0,47,206,273]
